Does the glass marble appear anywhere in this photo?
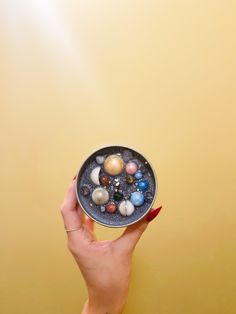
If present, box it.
[91,187,109,205]
[126,175,135,184]
[134,170,143,180]
[106,202,116,213]
[125,162,138,175]
[96,155,105,164]
[130,191,145,206]
[100,205,106,212]
[113,191,124,202]
[80,185,90,196]
[104,154,124,176]
[137,179,149,191]
[99,175,110,186]
[118,200,135,216]
[144,191,153,203]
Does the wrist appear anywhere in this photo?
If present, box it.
[82,288,128,314]
[83,299,124,314]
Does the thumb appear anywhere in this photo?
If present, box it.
[115,206,162,253]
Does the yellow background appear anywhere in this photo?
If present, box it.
[0,1,235,313]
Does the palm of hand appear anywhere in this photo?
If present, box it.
[65,203,133,301]
[60,179,161,313]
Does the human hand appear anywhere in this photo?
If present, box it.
[60,177,162,314]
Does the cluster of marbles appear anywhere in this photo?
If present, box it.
[80,149,153,217]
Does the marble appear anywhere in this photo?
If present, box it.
[104,154,124,176]
[126,175,135,184]
[106,202,116,213]
[137,179,149,191]
[92,187,109,205]
[144,191,153,203]
[134,170,143,180]
[90,166,101,185]
[100,205,106,212]
[96,155,105,164]
[130,191,144,206]
[99,175,110,186]
[118,200,135,216]
[125,162,138,175]
[113,191,124,202]
[80,185,90,196]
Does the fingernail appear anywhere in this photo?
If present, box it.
[72,175,76,181]
[146,206,162,222]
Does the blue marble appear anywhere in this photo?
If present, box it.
[134,170,143,180]
[137,179,149,191]
[100,205,106,212]
[130,191,144,206]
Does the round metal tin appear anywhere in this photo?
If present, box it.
[75,145,157,228]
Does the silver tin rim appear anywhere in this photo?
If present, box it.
[75,144,158,228]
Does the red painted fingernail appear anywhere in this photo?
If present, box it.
[72,175,76,181]
[146,206,162,222]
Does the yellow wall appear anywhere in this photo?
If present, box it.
[0,1,235,313]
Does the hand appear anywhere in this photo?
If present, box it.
[60,177,162,314]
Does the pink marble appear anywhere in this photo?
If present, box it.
[125,162,138,175]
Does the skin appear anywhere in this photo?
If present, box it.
[60,179,159,314]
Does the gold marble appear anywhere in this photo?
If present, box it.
[103,154,124,176]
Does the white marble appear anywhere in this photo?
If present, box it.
[118,200,135,216]
[92,187,109,205]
